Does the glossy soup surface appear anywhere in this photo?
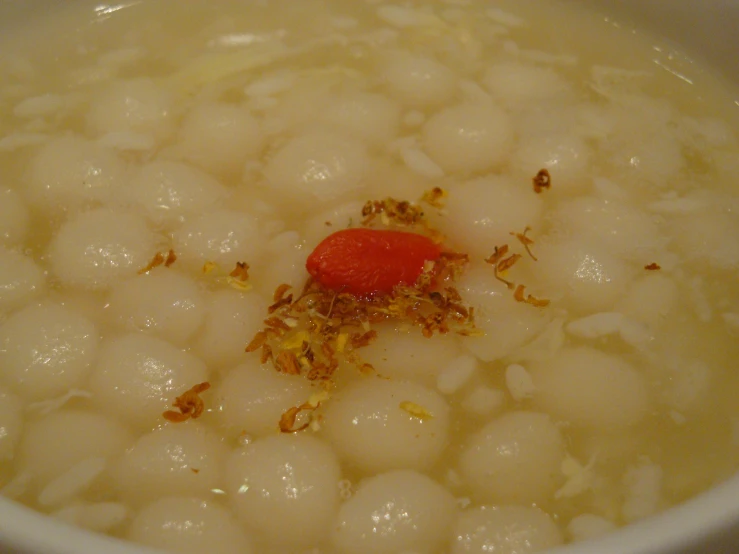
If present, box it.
[1,1,739,553]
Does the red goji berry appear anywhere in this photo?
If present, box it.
[306,228,441,296]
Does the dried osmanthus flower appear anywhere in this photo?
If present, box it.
[510,226,538,261]
[245,193,482,433]
[485,244,519,289]
[163,382,211,423]
[421,186,448,208]
[533,168,551,193]
[138,249,177,274]
[201,260,253,291]
[513,284,551,307]
[486,227,550,308]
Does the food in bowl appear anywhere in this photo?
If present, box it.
[0,0,738,553]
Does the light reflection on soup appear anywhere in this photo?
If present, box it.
[1,0,739,552]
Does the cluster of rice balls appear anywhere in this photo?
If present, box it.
[2,0,739,553]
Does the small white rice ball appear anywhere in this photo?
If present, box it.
[107,270,205,345]
[0,247,45,313]
[0,386,23,461]
[19,409,133,483]
[253,231,307,294]
[48,290,107,329]
[195,289,267,370]
[611,131,684,187]
[244,69,296,98]
[53,501,130,534]
[362,170,440,212]
[258,73,333,134]
[452,505,563,554]
[578,432,643,470]
[89,333,208,428]
[551,198,661,258]
[263,130,369,206]
[0,302,97,401]
[483,62,570,107]
[576,104,619,140]
[178,102,263,176]
[333,469,457,554]
[437,354,479,395]
[467,313,547,364]
[535,237,632,312]
[459,411,565,504]
[462,386,506,418]
[528,347,649,430]
[567,514,617,542]
[679,115,736,149]
[302,200,365,249]
[617,274,678,327]
[322,378,450,473]
[49,209,160,290]
[324,92,401,146]
[124,161,228,228]
[87,78,171,140]
[173,210,263,269]
[661,360,711,413]
[443,177,542,258]
[671,212,739,270]
[457,266,549,362]
[382,50,458,107]
[225,434,341,546]
[359,324,461,385]
[422,103,513,174]
[622,458,663,523]
[512,133,591,193]
[129,497,253,554]
[114,422,228,505]
[214,360,313,437]
[27,135,125,212]
[0,187,29,245]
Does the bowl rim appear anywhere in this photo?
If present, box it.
[0,498,162,554]
[3,473,739,553]
[1,0,739,553]
[551,472,739,554]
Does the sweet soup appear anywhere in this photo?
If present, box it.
[1,0,739,552]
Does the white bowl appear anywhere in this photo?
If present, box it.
[0,1,738,553]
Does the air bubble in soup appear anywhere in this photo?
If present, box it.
[1,0,738,553]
